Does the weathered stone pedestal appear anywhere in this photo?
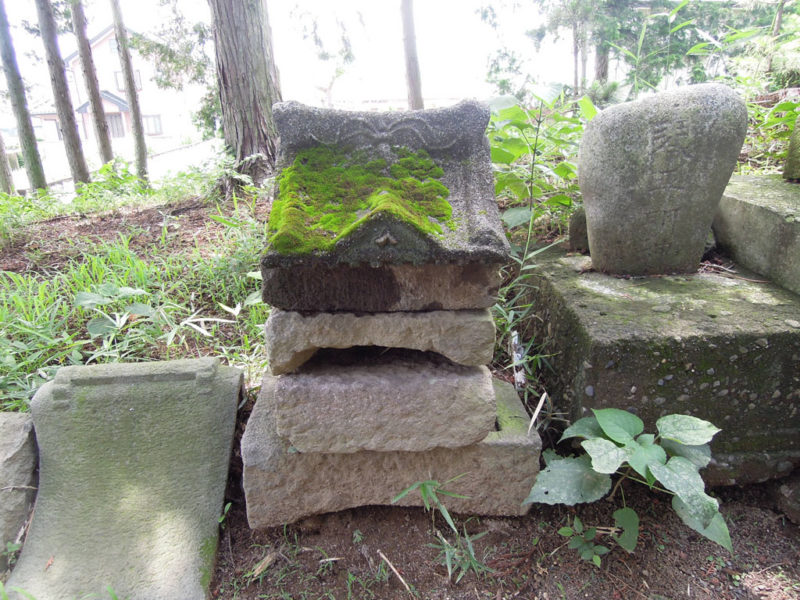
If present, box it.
[6,359,241,600]
[242,100,541,528]
[525,246,800,486]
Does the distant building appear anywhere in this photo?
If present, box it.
[31,24,202,175]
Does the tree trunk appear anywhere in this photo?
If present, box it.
[572,21,579,96]
[0,0,47,192]
[579,27,587,94]
[0,129,13,195]
[71,0,113,165]
[594,43,609,83]
[110,0,148,183]
[401,0,424,110]
[207,0,282,184]
[767,0,786,73]
[35,0,90,185]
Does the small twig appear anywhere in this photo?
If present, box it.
[753,561,790,575]
[0,485,38,492]
[605,569,650,599]
[528,391,548,434]
[378,549,412,594]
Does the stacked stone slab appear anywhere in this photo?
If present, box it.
[243,100,541,529]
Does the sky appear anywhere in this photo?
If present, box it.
[2,0,577,117]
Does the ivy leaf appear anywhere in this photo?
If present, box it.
[672,496,733,553]
[626,433,667,480]
[657,415,720,446]
[661,439,712,469]
[524,454,611,505]
[581,438,627,474]
[559,416,604,442]
[612,507,639,553]
[593,408,644,445]
[648,457,718,528]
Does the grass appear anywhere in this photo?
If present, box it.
[0,156,269,411]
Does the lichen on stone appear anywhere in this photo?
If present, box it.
[267,145,453,255]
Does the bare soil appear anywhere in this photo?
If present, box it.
[2,201,799,600]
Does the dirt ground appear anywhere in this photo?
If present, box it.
[2,200,799,600]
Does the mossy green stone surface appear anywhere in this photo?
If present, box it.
[268,146,453,255]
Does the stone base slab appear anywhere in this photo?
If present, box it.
[0,413,36,575]
[713,175,800,296]
[273,350,496,453]
[242,377,541,529]
[261,261,503,312]
[265,308,495,375]
[6,359,242,600]
[525,247,800,486]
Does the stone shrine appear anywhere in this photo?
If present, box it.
[242,100,541,528]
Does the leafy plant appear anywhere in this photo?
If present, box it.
[525,408,731,554]
[429,526,493,583]
[391,476,466,534]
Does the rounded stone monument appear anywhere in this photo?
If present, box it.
[579,83,747,275]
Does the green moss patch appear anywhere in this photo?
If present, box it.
[268,146,453,255]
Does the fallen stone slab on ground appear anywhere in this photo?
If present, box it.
[6,358,241,600]
[243,377,541,529]
[0,413,36,575]
[272,348,496,453]
[714,174,800,296]
[525,246,800,486]
[265,308,495,374]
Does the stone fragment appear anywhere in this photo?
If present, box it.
[261,100,509,312]
[713,175,800,296]
[243,377,540,529]
[6,359,241,600]
[579,83,747,275]
[774,471,800,524]
[0,413,36,574]
[266,308,495,374]
[273,350,495,453]
[784,114,800,181]
[568,206,589,253]
[523,245,800,486]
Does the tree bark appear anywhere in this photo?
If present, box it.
[767,0,786,73]
[36,0,90,185]
[401,0,424,110]
[207,0,282,184]
[0,129,13,194]
[572,21,579,96]
[110,0,148,183]
[71,0,113,165]
[0,0,47,191]
[594,43,609,83]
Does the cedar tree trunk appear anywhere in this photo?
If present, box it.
[594,43,609,83]
[401,0,424,110]
[71,0,113,164]
[35,0,90,185]
[0,0,47,191]
[208,0,282,185]
[0,129,13,194]
[110,0,148,183]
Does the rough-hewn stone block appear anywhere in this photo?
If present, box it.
[6,359,241,600]
[0,413,36,575]
[273,350,495,453]
[243,377,540,529]
[265,308,495,375]
[524,247,800,486]
[714,175,800,296]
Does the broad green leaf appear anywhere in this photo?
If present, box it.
[496,104,529,124]
[557,526,573,537]
[582,438,627,474]
[612,507,639,553]
[672,496,733,553]
[491,146,516,165]
[124,303,155,317]
[501,206,533,229]
[87,316,118,337]
[626,434,667,480]
[523,454,611,505]
[553,162,576,179]
[74,291,113,308]
[560,416,604,442]
[592,554,602,567]
[593,408,643,445]
[544,194,572,208]
[577,95,597,122]
[96,282,120,296]
[573,516,584,534]
[649,457,718,527]
[657,414,720,446]
[117,286,147,298]
[488,95,519,113]
[244,290,263,307]
[530,82,564,106]
[246,270,263,280]
[661,439,712,469]
[494,172,529,200]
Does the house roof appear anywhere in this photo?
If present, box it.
[75,90,130,114]
[63,24,115,65]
